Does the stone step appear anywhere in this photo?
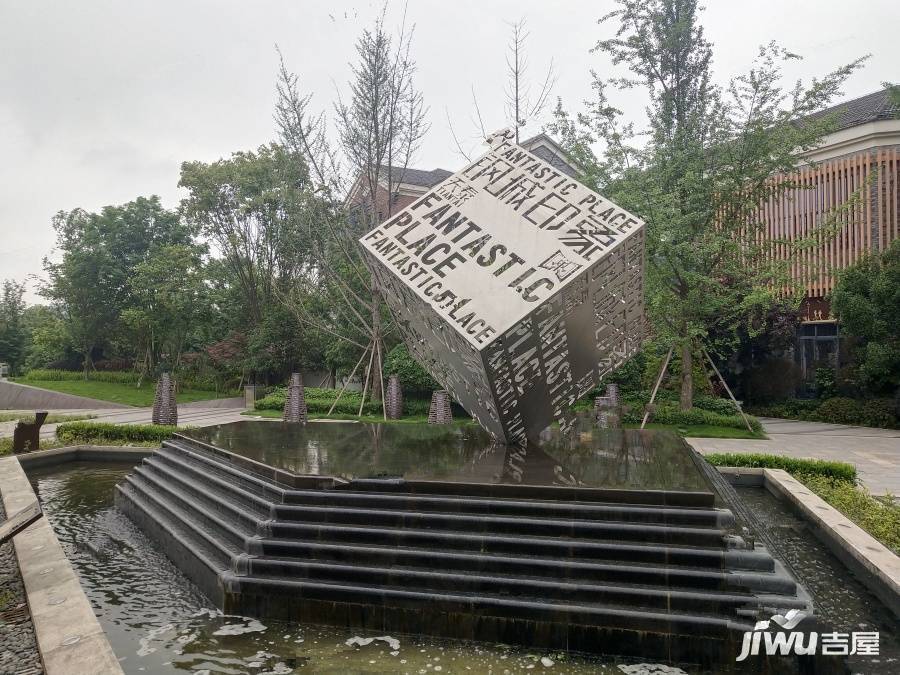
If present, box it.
[268,504,729,547]
[340,478,717,508]
[224,574,752,639]
[244,555,802,614]
[257,520,773,571]
[254,533,793,595]
[161,441,287,503]
[146,452,274,519]
[114,481,233,607]
[276,489,733,527]
[132,464,261,546]
[121,473,249,560]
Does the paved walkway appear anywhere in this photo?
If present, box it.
[0,403,248,441]
[688,417,900,495]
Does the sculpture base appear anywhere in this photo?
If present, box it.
[116,419,812,668]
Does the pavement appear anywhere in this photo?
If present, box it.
[688,417,900,496]
[0,399,248,441]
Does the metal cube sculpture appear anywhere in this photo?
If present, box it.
[360,129,645,443]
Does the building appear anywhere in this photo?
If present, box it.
[764,88,899,385]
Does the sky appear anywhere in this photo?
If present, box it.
[1,0,898,302]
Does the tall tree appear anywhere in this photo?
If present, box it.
[121,243,209,378]
[275,8,427,402]
[0,280,27,374]
[41,196,193,375]
[548,0,865,409]
[179,143,319,382]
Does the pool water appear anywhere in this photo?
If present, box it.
[27,462,651,674]
[25,459,900,673]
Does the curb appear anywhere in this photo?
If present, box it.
[0,456,123,675]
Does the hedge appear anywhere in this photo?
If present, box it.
[704,452,857,482]
[622,403,763,433]
[21,368,229,393]
[747,397,898,429]
[24,369,140,384]
[55,421,183,445]
[256,386,437,417]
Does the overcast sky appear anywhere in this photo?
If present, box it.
[2,0,897,302]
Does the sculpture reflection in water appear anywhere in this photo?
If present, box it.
[184,415,708,493]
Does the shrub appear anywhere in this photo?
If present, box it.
[55,421,182,445]
[256,386,382,416]
[622,402,762,432]
[257,385,444,418]
[704,452,857,482]
[816,396,897,428]
[746,397,897,429]
[745,399,821,420]
[382,344,439,394]
[24,368,140,384]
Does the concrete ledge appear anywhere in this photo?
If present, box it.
[717,465,900,619]
[0,456,123,674]
[15,445,154,470]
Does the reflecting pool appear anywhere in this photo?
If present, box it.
[183,416,710,492]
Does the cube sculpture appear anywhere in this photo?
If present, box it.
[360,129,645,444]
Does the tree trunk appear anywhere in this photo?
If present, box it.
[680,340,693,411]
[370,290,383,402]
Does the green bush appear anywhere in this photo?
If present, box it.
[24,368,140,384]
[816,396,897,428]
[704,452,857,482]
[21,368,226,393]
[382,344,439,394]
[256,385,441,418]
[746,399,821,420]
[622,402,762,432]
[55,421,182,445]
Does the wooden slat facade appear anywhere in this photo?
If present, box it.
[772,147,899,303]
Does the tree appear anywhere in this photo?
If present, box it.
[121,243,209,378]
[41,196,194,376]
[179,144,315,327]
[274,8,427,403]
[449,18,556,159]
[548,0,865,409]
[0,280,27,374]
[831,240,900,396]
[21,305,72,371]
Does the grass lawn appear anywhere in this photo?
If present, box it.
[623,422,767,440]
[242,409,478,425]
[13,379,230,407]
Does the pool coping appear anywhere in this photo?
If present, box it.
[0,454,124,675]
[718,466,900,619]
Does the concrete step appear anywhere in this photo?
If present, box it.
[276,489,733,527]
[268,504,729,547]
[225,573,752,639]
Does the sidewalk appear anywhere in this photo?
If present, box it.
[688,417,900,495]
[0,402,248,441]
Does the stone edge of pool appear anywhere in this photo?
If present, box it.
[0,452,125,675]
[5,444,900,671]
[719,466,900,619]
